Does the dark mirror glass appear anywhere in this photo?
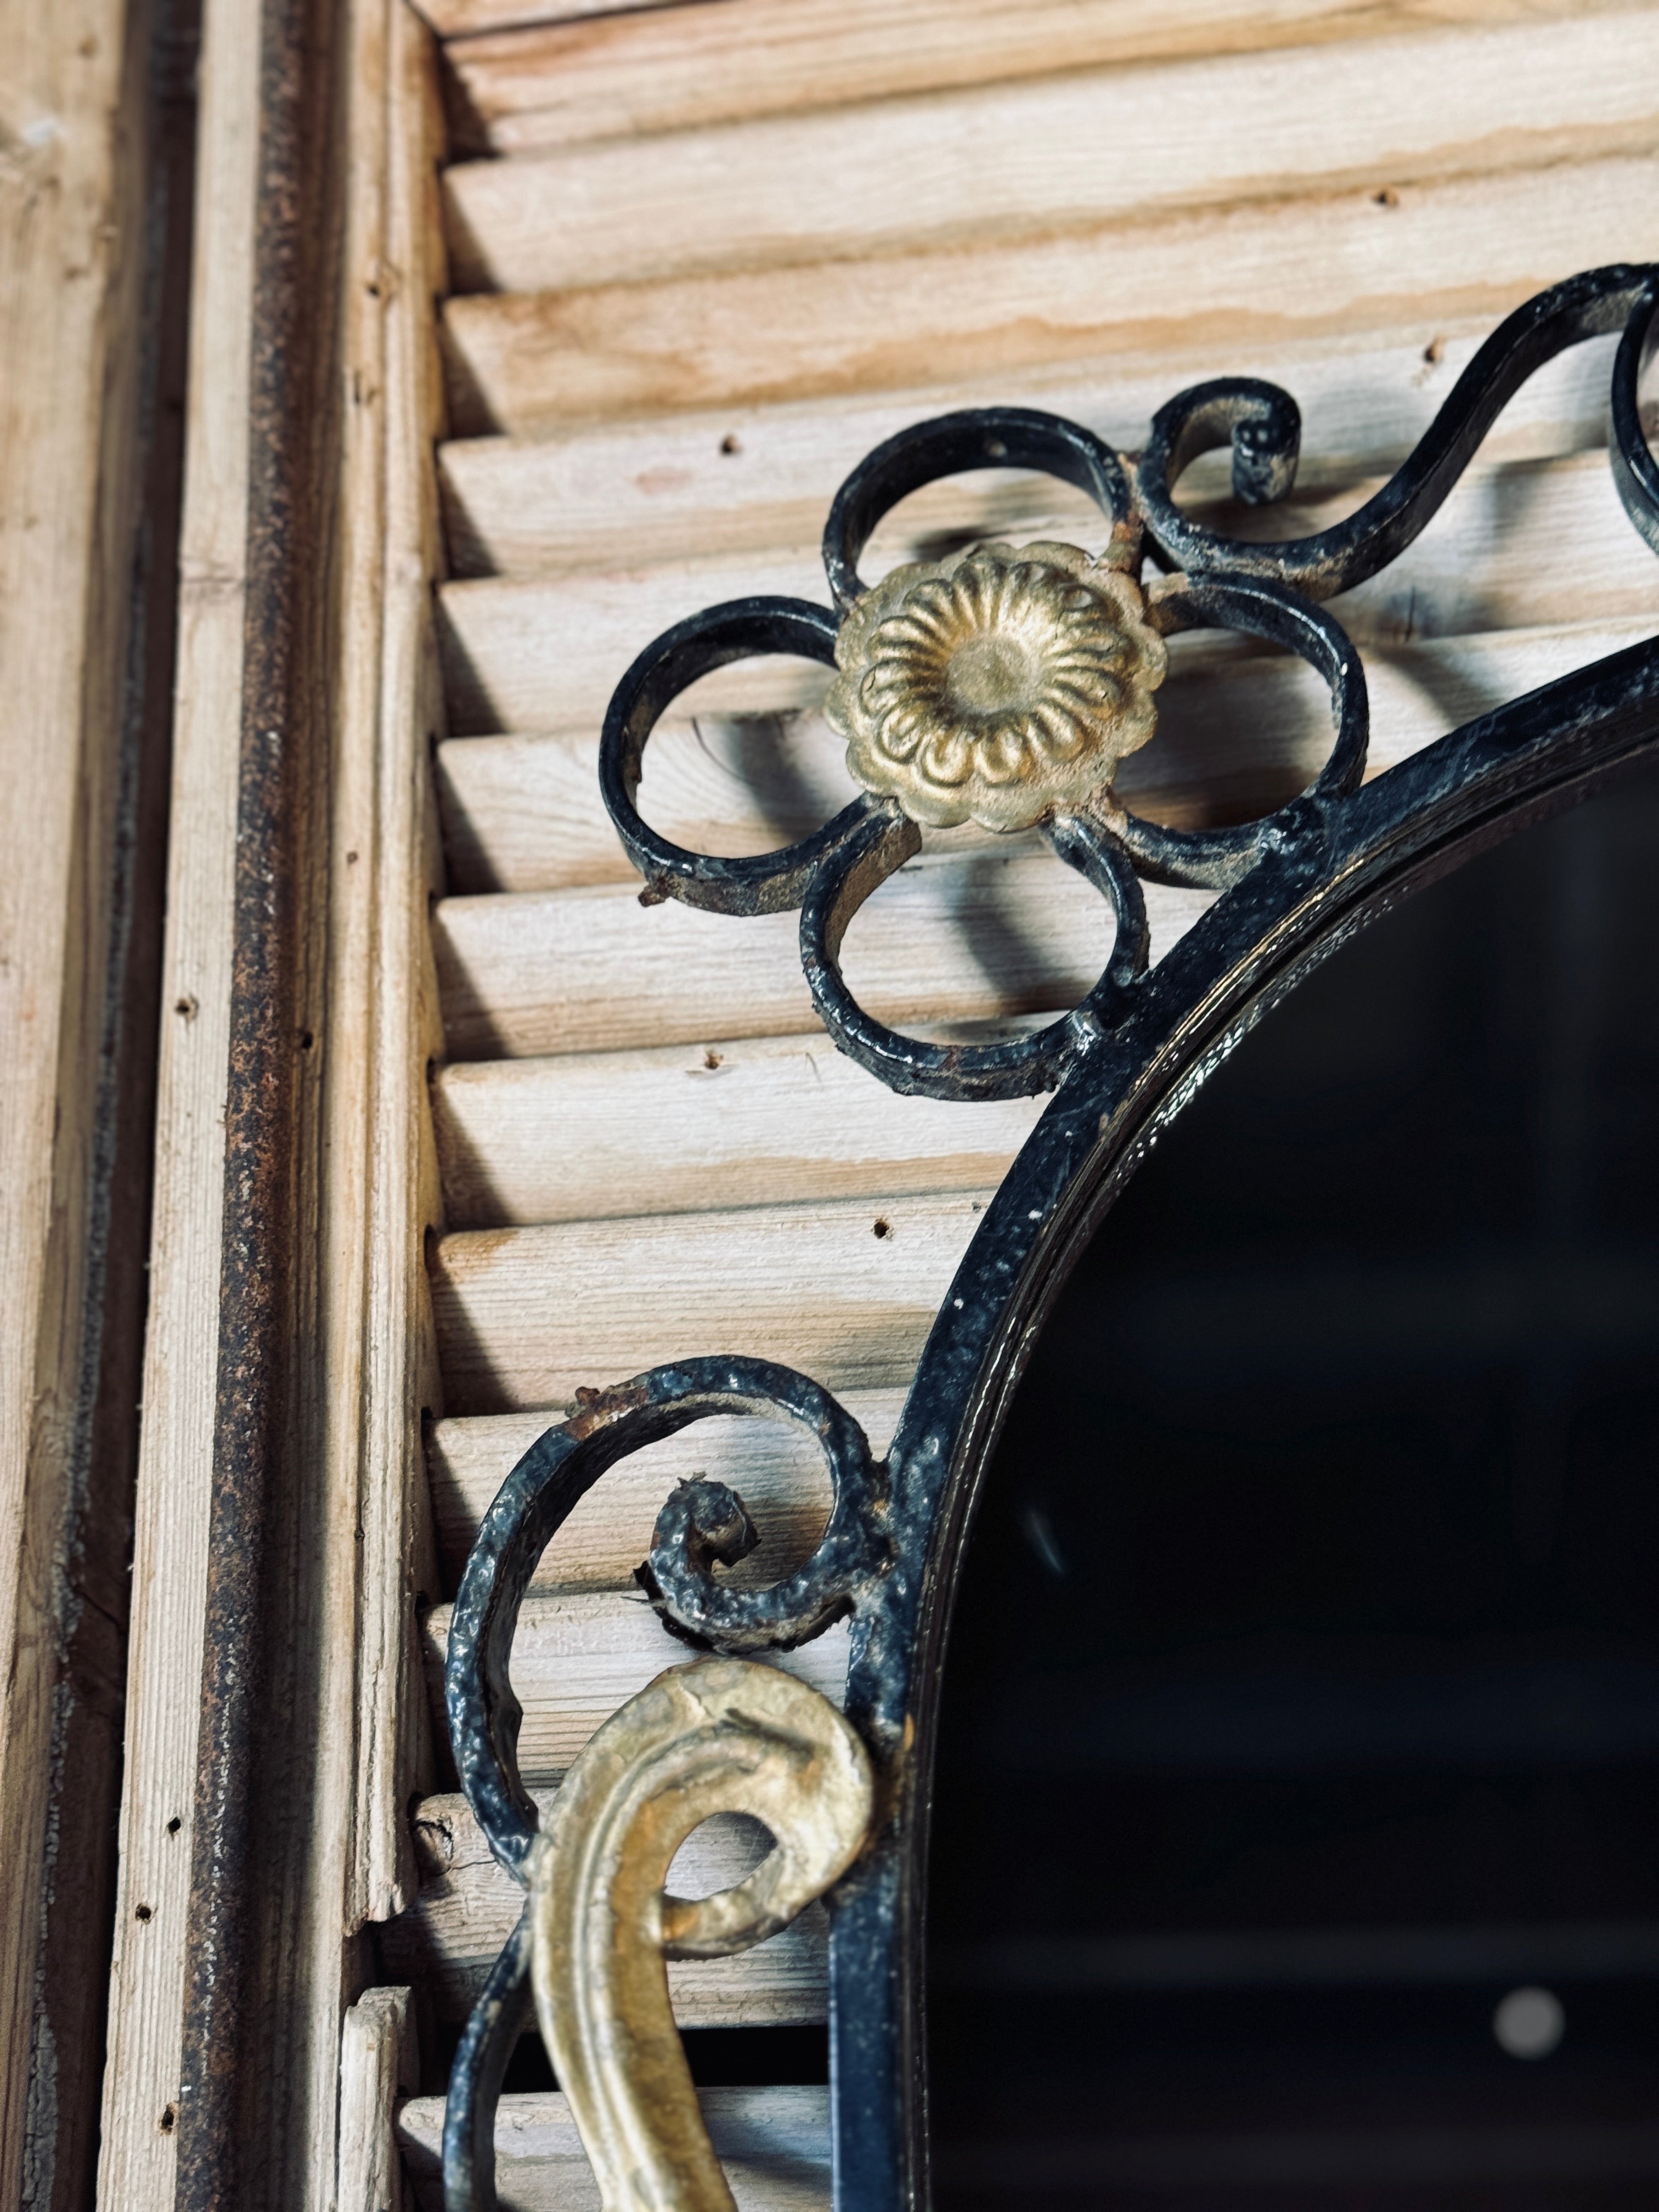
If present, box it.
[928,757,1659,2210]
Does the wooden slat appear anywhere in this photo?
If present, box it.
[419,1594,848,1780]
[386,1785,830,2024]
[442,18,1656,295]
[436,450,1651,735]
[434,618,1656,900]
[343,0,452,1933]
[106,4,450,2202]
[439,157,1659,433]
[336,1987,416,2212]
[443,0,1637,155]
[434,851,1215,1064]
[435,1034,1043,1228]
[436,713,860,893]
[314,0,451,1955]
[425,1386,904,1595]
[97,0,260,2194]
[398,2087,829,2210]
[438,326,1618,579]
[0,0,170,2197]
[430,1190,991,1413]
[425,0,698,36]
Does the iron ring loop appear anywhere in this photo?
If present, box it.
[822,407,1136,613]
[798,800,1149,1102]
[597,596,857,916]
[1111,573,1369,891]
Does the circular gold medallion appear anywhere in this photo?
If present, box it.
[826,540,1167,832]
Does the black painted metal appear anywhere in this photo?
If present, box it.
[444,269,1659,2212]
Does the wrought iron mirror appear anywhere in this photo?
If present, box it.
[441,266,1659,2211]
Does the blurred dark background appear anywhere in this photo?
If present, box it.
[929,753,1659,2209]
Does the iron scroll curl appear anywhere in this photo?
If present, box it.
[443,268,1659,2211]
[441,1358,887,2211]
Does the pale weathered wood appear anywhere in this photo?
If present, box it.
[443,0,1642,155]
[435,617,1656,899]
[337,1986,417,2212]
[343,0,452,1937]
[387,1788,829,2025]
[424,0,698,36]
[437,712,860,891]
[419,1594,848,1780]
[436,449,1652,734]
[397,2089,830,2212]
[425,1386,905,1592]
[435,1034,1044,1227]
[97,0,261,2196]
[440,157,1659,433]
[443,16,1657,295]
[435,850,1215,1064]
[103,3,450,2204]
[429,1190,994,1413]
[0,0,165,2197]
[438,325,1618,579]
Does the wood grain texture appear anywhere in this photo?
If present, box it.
[436,712,864,893]
[0,0,166,2197]
[422,0,695,36]
[104,4,449,2204]
[434,617,1656,900]
[425,1386,905,1595]
[398,2087,830,2212]
[442,17,1658,294]
[337,1986,417,2212]
[386,1782,830,2024]
[440,157,1659,433]
[435,1034,1043,1228]
[429,1190,994,1413]
[336,0,450,1938]
[419,1594,848,1781]
[442,0,1643,154]
[435,449,1654,734]
[435,849,1215,1063]
[438,325,1619,579]
[98,0,260,2196]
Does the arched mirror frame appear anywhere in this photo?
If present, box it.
[440,266,1659,2212]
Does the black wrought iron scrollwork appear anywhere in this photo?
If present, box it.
[597,264,1658,1105]
[446,269,1659,2212]
[441,1357,885,2210]
[1137,263,1659,592]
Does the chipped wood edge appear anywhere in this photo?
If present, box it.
[337,1985,419,2212]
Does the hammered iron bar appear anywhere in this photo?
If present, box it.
[443,267,1659,2212]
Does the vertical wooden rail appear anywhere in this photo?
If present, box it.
[101,0,446,2202]
[0,0,186,2203]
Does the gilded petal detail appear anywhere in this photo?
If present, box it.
[826,539,1167,832]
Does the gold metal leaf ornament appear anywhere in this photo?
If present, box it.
[527,1657,874,2212]
[826,539,1167,832]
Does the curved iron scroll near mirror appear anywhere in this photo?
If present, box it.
[442,266,1659,2212]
